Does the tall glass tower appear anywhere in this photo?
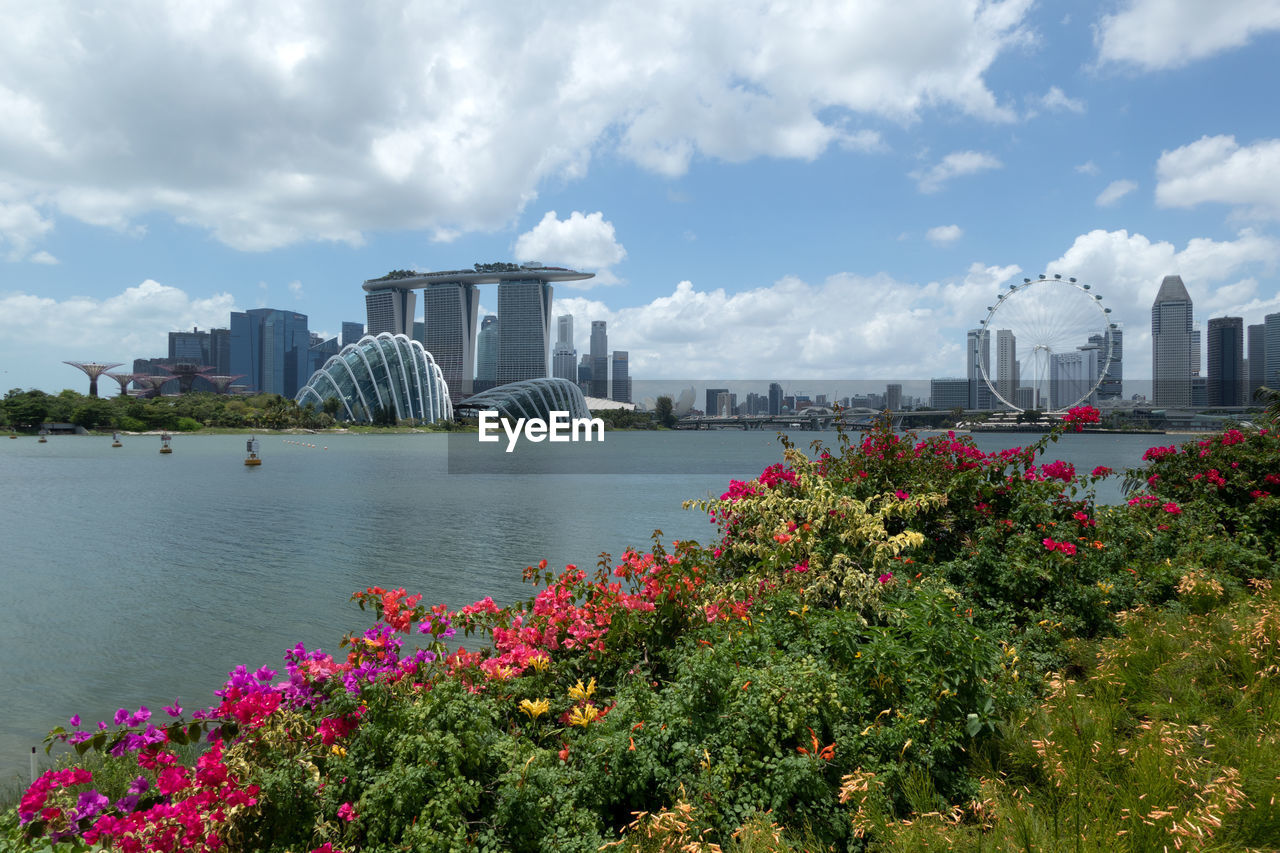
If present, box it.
[496,279,553,385]
[1151,275,1194,406]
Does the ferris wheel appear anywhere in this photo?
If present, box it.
[977,274,1116,412]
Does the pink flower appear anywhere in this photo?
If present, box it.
[791,560,809,574]
[1090,465,1113,477]
[338,802,357,822]
[894,489,909,500]
[878,573,893,584]
[1062,405,1100,431]
[1162,502,1181,514]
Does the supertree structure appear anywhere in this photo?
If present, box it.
[135,375,175,398]
[164,363,217,394]
[63,362,123,398]
[104,372,138,396]
[204,375,246,394]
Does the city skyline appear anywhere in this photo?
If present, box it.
[3,3,1280,394]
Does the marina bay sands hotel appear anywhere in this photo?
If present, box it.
[362,263,592,398]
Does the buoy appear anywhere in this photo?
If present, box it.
[112,432,122,448]
[160,432,172,454]
[244,436,262,466]
[38,435,47,443]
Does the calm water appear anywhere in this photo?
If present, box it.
[0,428,1166,785]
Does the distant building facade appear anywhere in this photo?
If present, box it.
[230,309,311,397]
[590,321,609,398]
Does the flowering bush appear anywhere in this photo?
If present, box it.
[9,407,1280,851]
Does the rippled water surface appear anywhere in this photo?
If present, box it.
[0,428,1164,784]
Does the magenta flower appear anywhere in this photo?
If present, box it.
[68,714,80,727]
[163,701,183,718]
[338,802,357,822]
[878,573,893,584]
[1162,502,1182,514]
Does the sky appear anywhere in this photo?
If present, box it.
[3,0,1280,397]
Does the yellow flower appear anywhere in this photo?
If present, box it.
[330,745,346,756]
[568,704,600,727]
[519,698,550,720]
[529,653,550,673]
[568,677,597,702]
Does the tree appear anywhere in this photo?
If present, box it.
[654,395,676,428]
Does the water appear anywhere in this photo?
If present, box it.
[0,428,1167,785]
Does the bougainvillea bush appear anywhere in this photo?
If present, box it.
[5,408,1280,852]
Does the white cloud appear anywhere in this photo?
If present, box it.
[0,280,237,392]
[513,211,627,287]
[926,224,964,245]
[1075,161,1100,175]
[0,1,1035,254]
[1095,0,1280,70]
[552,263,1021,380]
[1039,86,1085,113]
[1096,179,1137,206]
[911,151,1002,193]
[287,280,304,299]
[29,251,58,265]
[1155,135,1280,218]
[0,198,55,262]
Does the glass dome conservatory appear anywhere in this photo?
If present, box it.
[456,378,590,422]
[295,333,452,424]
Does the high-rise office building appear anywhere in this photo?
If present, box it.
[930,378,969,410]
[552,313,577,382]
[230,309,311,397]
[423,281,479,396]
[169,328,208,362]
[1207,317,1245,406]
[209,328,231,375]
[577,352,592,392]
[1266,313,1280,391]
[364,287,415,337]
[590,321,609,398]
[768,382,783,416]
[342,322,365,348]
[966,328,992,410]
[1248,323,1266,403]
[476,315,499,391]
[1152,275,1195,407]
[496,279,553,385]
[995,329,1017,407]
[611,351,631,403]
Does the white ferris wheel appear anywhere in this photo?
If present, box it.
[977,274,1116,413]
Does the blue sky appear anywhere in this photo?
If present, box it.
[3,0,1279,396]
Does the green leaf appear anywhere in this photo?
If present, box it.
[167,723,187,745]
[188,723,203,743]
[965,712,982,737]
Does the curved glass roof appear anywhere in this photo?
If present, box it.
[456,377,590,422]
[295,333,452,424]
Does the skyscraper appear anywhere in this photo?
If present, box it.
[1151,275,1194,407]
[1207,317,1245,406]
[995,329,1017,407]
[423,281,479,397]
[1266,312,1280,392]
[885,383,902,411]
[476,315,499,391]
[966,328,992,410]
[496,279,553,385]
[1087,327,1123,400]
[590,321,609,398]
[1248,323,1266,403]
[230,309,311,397]
[768,382,783,416]
[611,351,631,403]
[552,313,577,382]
